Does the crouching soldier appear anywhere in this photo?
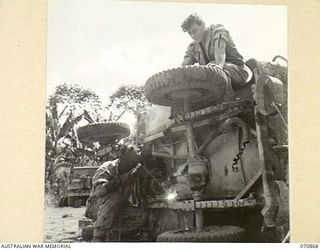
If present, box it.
[85,145,145,242]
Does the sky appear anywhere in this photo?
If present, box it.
[47,0,287,113]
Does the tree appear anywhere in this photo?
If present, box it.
[45,83,104,203]
[46,83,102,156]
[107,84,152,121]
[47,83,103,119]
[106,84,152,146]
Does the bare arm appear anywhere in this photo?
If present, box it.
[182,56,195,66]
[182,46,196,66]
[214,34,227,68]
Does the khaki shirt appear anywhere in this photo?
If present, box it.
[183,24,244,66]
[92,159,119,189]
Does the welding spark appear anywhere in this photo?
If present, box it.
[166,190,177,201]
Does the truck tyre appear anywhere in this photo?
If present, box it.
[145,65,229,106]
[73,198,82,208]
[67,196,74,207]
[157,225,245,242]
[77,122,130,144]
[264,180,289,227]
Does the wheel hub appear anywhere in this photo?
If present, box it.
[166,88,207,102]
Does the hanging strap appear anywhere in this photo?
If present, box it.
[199,42,210,65]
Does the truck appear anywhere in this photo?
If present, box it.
[59,166,98,207]
[81,56,289,242]
[134,56,288,242]
[59,122,130,208]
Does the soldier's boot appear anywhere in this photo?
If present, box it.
[92,228,105,242]
[105,230,116,242]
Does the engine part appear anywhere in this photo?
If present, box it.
[186,158,209,191]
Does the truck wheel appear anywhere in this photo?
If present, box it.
[145,65,229,106]
[58,196,67,207]
[157,225,245,242]
[67,196,74,207]
[264,180,289,227]
[77,122,130,144]
[73,198,82,208]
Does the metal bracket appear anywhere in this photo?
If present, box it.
[146,197,257,211]
[235,168,262,200]
[195,197,256,209]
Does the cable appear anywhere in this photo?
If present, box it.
[232,141,249,172]
[140,164,167,192]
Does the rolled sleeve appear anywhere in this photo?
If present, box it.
[211,24,229,43]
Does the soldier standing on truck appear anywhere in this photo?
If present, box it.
[181,13,251,90]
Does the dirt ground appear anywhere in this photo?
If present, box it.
[43,204,86,243]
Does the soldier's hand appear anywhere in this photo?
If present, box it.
[140,145,153,164]
[128,163,143,179]
[207,61,223,70]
